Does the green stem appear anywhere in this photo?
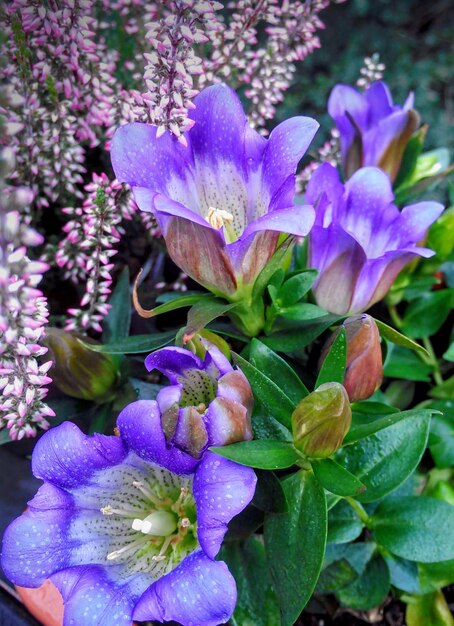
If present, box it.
[389,304,403,329]
[345,497,370,525]
[228,297,266,338]
[422,336,444,386]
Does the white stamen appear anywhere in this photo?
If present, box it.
[101,505,138,518]
[106,535,150,561]
[152,535,174,561]
[132,480,170,507]
[180,517,190,528]
[207,206,234,230]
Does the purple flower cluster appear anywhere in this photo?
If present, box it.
[0,149,54,440]
[2,345,257,625]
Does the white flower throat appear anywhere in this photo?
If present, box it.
[206,206,237,243]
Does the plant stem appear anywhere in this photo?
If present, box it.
[345,497,370,525]
[422,336,444,386]
[388,304,403,329]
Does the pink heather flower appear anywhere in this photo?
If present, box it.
[0,148,54,441]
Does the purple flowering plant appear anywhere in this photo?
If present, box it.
[1,6,454,626]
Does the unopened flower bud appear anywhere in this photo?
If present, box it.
[44,328,119,402]
[321,315,383,402]
[188,329,231,362]
[292,382,351,459]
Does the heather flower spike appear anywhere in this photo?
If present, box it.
[306,163,444,315]
[2,416,256,626]
[144,344,253,461]
[328,81,420,181]
[112,84,318,336]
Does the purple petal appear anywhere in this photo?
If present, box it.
[364,81,395,123]
[117,400,198,474]
[309,225,366,315]
[305,162,344,213]
[111,123,194,202]
[328,84,368,156]
[173,406,209,458]
[202,345,233,379]
[145,347,203,383]
[1,484,73,587]
[133,551,237,626]
[396,201,444,245]
[51,566,143,626]
[31,422,127,489]
[151,192,213,233]
[194,452,256,558]
[217,370,254,415]
[262,116,319,203]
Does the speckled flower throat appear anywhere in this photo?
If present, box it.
[81,456,198,579]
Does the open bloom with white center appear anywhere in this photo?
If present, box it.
[306,163,444,315]
[111,84,318,300]
[328,81,419,182]
[2,414,256,626]
[144,344,253,463]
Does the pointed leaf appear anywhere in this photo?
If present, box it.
[81,331,176,354]
[210,440,299,470]
[312,458,366,497]
[316,328,347,387]
[277,270,318,307]
[103,266,131,343]
[374,319,428,358]
[183,298,238,342]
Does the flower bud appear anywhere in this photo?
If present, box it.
[321,315,383,402]
[292,382,351,459]
[45,328,119,402]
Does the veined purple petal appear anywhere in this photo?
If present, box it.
[117,400,198,474]
[1,484,73,587]
[32,422,127,489]
[309,225,366,315]
[133,551,237,626]
[396,201,444,246]
[51,566,144,626]
[145,347,203,383]
[262,116,319,204]
[364,81,395,123]
[305,162,344,214]
[194,452,256,558]
[152,192,215,233]
[328,84,368,154]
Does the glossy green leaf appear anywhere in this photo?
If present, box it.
[430,375,454,400]
[316,558,357,594]
[336,553,390,611]
[338,410,431,502]
[401,290,454,339]
[220,537,280,626]
[406,590,454,626]
[277,302,326,321]
[418,560,454,594]
[183,298,237,341]
[344,407,435,445]
[384,344,432,382]
[327,500,364,544]
[137,292,212,318]
[429,403,454,469]
[82,331,176,354]
[264,471,327,626]
[252,237,293,300]
[371,496,454,562]
[393,126,427,190]
[210,440,299,470]
[443,342,454,362]
[383,553,421,594]
[249,339,308,405]
[374,318,428,357]
[316,328,346,387]
[261,315,341,352]
[103,266,131,343]
[276,270,318,307]
[312,458,366,497]
[233,353,295,429]
[252,470,288,513]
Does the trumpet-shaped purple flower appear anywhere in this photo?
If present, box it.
[144,345,253,465]
[306,163,444,315]
[2,414,256,626]
[111,84,318,303]
[328,81,419,182]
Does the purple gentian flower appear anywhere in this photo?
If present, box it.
[111,84,318,302]
[144,344,253,464]
[2,415,256,626]
[328,81,419,181]
[306,163,444,315]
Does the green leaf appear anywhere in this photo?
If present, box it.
[252,238,293,301]
[182,298,238,341]
[371,496,454,562]
[312,458,366,497]
[83,331,176,354]
[315,327,346,387]
[384,344,432,382]
[393,126,427,190]
[136,292,212,318]
[210,440,299,470]
[401,290,454,339]
[316,558,357,594]
[429,402,454,469]
[344,407,435,445]
[264,471,327,626]
[277,303,326,321]
[430,374,454,400]
[88,401,114,434]
[220,537,280,626]
[102,267,131,343]
[251,411,293,442]
[233,353,295,429]
[128,378,162,401]
[383,553,420,594]
[252,470,288,513]
[443,342,454,362]
[338,411,431,502]
[277,270,318,307]
[0,429,13,445]
[406,590,454,626]
[327,500,365,544]
[374,318,428,357]
[261,315,341,352]
[418,560,454,594]
[336,553,390,611]
[249,339,308,405]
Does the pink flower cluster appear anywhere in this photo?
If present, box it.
[0,149,54,440]
[357,53,386,90]
[56,173,135,333]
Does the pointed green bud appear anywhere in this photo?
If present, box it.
[45,328,119,402]
[291,382,352,459]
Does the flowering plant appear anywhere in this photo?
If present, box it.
[1,4,454,626]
